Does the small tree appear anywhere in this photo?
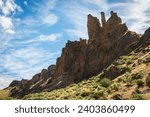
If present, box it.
[100,78,112,88]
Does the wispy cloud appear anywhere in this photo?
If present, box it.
[22,0,58,27]
[122,0,150,33]
[64,0,150,38]
[0,75,14,89]
[13,33,62,46]
[42,14,58,26]
[63,1,99,39]
[36,33,62,42]
[0,0,61,86]
[0,47,60,81]
[0,0,23,34]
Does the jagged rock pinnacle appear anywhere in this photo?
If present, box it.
[101,12,106,27]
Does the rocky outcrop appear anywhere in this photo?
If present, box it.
[9,11,148,98]
[139,27,150,45]
[10,65,56,98]
[101,12,106,27]
[87,14,102,44]
[54,39,87,83]
[101,65,130,80]
[9,80,21,87]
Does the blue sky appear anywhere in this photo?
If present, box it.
[0,0,150,89]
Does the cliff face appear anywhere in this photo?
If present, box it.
[10,11,145,98]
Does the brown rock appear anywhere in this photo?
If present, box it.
[10,11,147,98]
[87,14,102,44]
[102,65,130,80]
[101,12,106,27]
[9,80,20,87]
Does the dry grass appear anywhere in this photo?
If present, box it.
[0,89,13,100]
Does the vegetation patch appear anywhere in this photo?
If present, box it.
[100,78,112,88]
[0,89,13,100]
[132,72,144,80]
[131,93,144,100]
[146,73,150,87]
[136,79,144,87]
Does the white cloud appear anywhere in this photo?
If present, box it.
[82,0,109,11]
[64,0,150,37]
[0,16,15,34]
[0,0,23,16]
[88,0,150,33]
[28,0,58,26]
[0,75,14,89]
[123,0,150,33]
[0,0,23,34]
[16,33,62,45]
[42,14,58,26]
[0,16,13,29]
[62,2,99,39]
[37,33,61,42]
[0,47,60,80]
[66,29,87,39]
[24,1,28,6]
[0,0,3,7]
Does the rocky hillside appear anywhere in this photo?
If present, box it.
[23,32,150,100]
[6,11,150,99]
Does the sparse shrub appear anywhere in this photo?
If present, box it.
[132,72,144,80]
[137,59,143,64]
[126,82,133,87]
[143,57,150,63]
[112,94,123,100]
[136,79,144,87]
[121,74,132,83]
[107,87,111,93]
[110,83,120,91]
[119,55,136,65]
[146,73,150,87]
[126,60,134,65]
[91,90,105,100]
[100,78,112,88]
[134,88,142,94]
[132,93,144,100]
[81,92,91,97]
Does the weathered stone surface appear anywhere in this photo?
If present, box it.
[9,11,149,98]
[54,39,87,82]
[9,80,20,87]
[87,14,102,44]
[102,65,129,80]
[101,12,106,27]
[140,27,150,45]
[10,65,56,98]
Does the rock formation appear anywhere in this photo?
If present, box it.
[9,11,149,98]
[101,12,106,27]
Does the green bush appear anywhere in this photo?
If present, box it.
[91,90,105,100]
[81,92,91,97]
[146,73,150,87]
[132,93,144,100]
[132,72,144,80]
[100,78,112,88]
[136,79,144,87]
[110,83,120,91]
